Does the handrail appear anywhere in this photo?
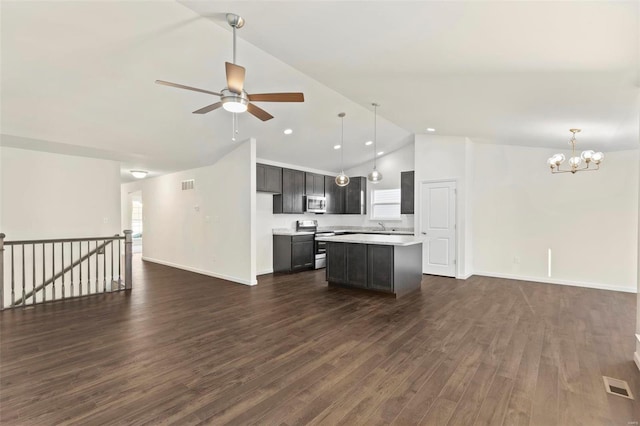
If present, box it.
[0,230,133,309]
[12,238,115,307]
[5,235,126,245]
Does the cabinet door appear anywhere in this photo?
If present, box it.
[346,243,367,288]
[401,171,415,214]
[368,245,394,291]
[305,173,325,196]
[325,176,345,214]
[282,168,305,213]
[345,177,366,214]
[256,164,267,191]
[257,164,282,193]
[326,242,347,283]
[292,240,315,271]
[265,165,282,193]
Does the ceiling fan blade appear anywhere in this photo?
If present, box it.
[193,102,223,114]
[225,62,246,94]
[247,103,274,121]
[155,80,221,96]
[248,93,305,102]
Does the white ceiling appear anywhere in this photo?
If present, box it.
[2,1,638,183]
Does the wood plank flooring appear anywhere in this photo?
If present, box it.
[1,257,639,424]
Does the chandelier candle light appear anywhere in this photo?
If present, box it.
[367,103,383,184]
[335,113,350,187]
[547,129,604,174]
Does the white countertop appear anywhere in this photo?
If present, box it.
[272,229,315,236]
[314,233,423,246]
[273,227,414,236]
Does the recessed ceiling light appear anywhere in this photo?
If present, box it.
[365,140,373,146]
[377,151,384,156]
[130,170,148,179]
[426,128,436,132]
[283,128,293,135]
[334,144,341,150]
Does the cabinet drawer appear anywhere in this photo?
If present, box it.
[292,235,314,243]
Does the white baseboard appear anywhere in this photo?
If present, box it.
[474,271,636,294]
[257,268,273,276]
[634,351,640,372]
[142,256,257,286]
[456,273,474,280]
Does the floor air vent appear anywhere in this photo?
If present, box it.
[603,376,634,400]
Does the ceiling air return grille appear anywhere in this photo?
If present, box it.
[181,179,195,191]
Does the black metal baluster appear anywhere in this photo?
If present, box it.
[32,244,35,304]
[61,242,65,300]
[79,242,83,297]
[103,240,107,293]
[10,245,15,306]
[21,244,26,307]
[42,244,46,303]
[118,237,122,289]
[52,243,56,300]
[71,242,74,298]
[95,240,98,294]
[86,241,90,295]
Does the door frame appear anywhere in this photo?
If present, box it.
[416,178,461,278]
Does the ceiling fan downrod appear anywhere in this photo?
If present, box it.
[226,13,245,65]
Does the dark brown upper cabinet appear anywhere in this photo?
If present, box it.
[256,163,282,193]
[273,168,305,214]
[305,173,325,196]
[400,171,415,214]
[344,177,367,215]
[324,175,345,214]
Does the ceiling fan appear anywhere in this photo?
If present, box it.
[155,13,304,121]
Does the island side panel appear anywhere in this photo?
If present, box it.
[393,243,423,297]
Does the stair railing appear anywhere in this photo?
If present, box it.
[0,230,132,309]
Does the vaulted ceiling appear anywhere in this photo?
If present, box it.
[2,1,638,182]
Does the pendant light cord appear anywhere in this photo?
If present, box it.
[340,115,345,172]
[373,103,378,169]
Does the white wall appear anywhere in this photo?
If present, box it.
[472,144,638,292]
[0,146,121,239]
[122,139,257,285]
[414,135,473,279]
[256,143,415,274]
[414,135,639,292]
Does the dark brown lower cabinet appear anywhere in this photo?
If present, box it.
[326,242,347,283]
[347,243,368,288]
[367,245,393,291]
[273,234,315,273]
[325,242,422,297]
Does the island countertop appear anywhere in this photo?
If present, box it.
[314,233,423,247]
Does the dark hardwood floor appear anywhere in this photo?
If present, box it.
[1,256,639,425]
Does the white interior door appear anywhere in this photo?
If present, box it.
[419,181,456,277]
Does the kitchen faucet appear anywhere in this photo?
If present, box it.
[378,222,386,231]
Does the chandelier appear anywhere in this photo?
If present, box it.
[547,129,604,174]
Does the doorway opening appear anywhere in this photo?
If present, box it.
[131,192,143,254]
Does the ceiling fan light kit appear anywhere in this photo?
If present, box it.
[367,103,383,184]
[547,129,604,174]
[335,112,350,187]
[155,13,304,124]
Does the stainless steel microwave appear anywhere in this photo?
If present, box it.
[305,196,327,213]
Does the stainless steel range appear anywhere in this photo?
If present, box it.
[296,220,335,269]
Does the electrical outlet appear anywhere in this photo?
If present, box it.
[513,256,520,264]
[103,217,108,223]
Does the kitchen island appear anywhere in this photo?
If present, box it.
[314,234,423,297]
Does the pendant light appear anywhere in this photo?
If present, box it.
[367,103,383,184]
[335,112,350,187]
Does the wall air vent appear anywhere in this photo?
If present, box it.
[603,376,634,399]
[181,179,195,191]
